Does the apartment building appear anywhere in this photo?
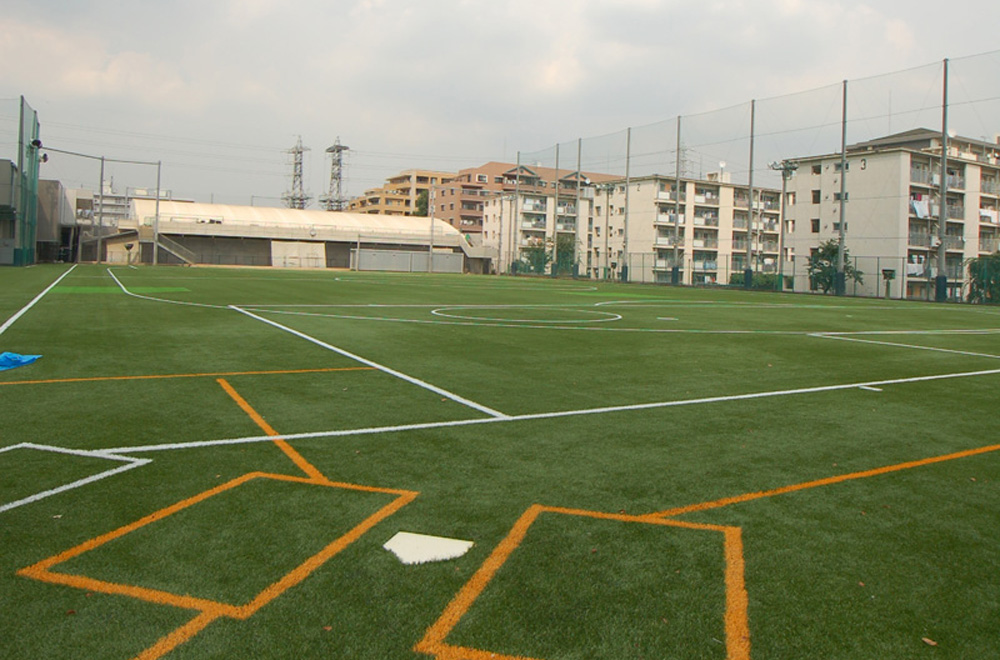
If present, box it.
[785,128,1000,300]
[349,169,454,216]
[431,162,520,235]
[590,174,784,284]
[347,186,411,216]
[481,165,619,274]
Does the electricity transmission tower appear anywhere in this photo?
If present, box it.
[282,136,311,209]
[319,137,349,211]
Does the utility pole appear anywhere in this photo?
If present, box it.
[552,143,560,276]
[936,59,950,302]
[744,100,755,289]
[623,127,631,282]
[836,80,848,296]
[673,116,683,285]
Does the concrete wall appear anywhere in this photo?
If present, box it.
[271,240,326,268]
[356,248,463,273]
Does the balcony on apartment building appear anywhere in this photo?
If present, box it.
[522,199,547,213]
[521,218,546,231]
[655,212,681,225]
[556,220,576,232]
[654,233,684,248]
[693,190,720,205]
[693,211,719,227]
[980,207,1000,224]
[979,236,999,253]
[690,235,719,249]
[908,233,965,250]
[759,260,780,274]
[909,165,966,190]
[656,189,686,202]
[982,179,1000,196]
[556,203,577,216]
[909,198,966,221]
[653,253,682,270]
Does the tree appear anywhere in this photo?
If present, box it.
[414,190,429,217]
[552,234,577,276]
[807,239,864,293]
[966,252,1000,303]
[518,243,551,274]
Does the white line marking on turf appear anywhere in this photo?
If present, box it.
[814,333,1000,359]
[229,305,509,419]
[101,367,1000,455]
[107,268,227,309]
[243,307,827,334]
[430,307,621,324]
[0,264,77,336]
[858,386,883,392]
[0,443,150,514]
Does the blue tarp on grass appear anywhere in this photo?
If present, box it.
[0,352,41,371]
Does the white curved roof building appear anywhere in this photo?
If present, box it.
[110,200,491,271]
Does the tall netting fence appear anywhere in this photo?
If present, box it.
[0,97,41,265]
[505,50,1000,303]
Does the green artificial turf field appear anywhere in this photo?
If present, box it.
[2,263,998,659]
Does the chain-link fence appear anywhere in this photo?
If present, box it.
[499,50,1000,303]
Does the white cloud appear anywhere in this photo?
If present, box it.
[0,17,194,109]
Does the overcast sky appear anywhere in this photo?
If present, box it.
[2,0,998,204]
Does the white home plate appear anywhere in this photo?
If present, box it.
[383,532,474,565]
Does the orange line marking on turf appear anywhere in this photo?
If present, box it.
[651,442,1000,519]
[19,471,417,660]
[131,611,222,660]
[216,378,328,483]
[0,366,374,387]
[723,526,751,660]
[415,504,749,660]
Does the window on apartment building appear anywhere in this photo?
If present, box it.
[811,218,820,233]
[449,203,454,210]
[834,162,849,172]
[494,176,503,184]
[477,174,488,183]
[595,206,602,216]
[811,190,821,204]
[786,192,796,206]
[812,164,822,175]
[833,192,849,201]
[833,222,848,232]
